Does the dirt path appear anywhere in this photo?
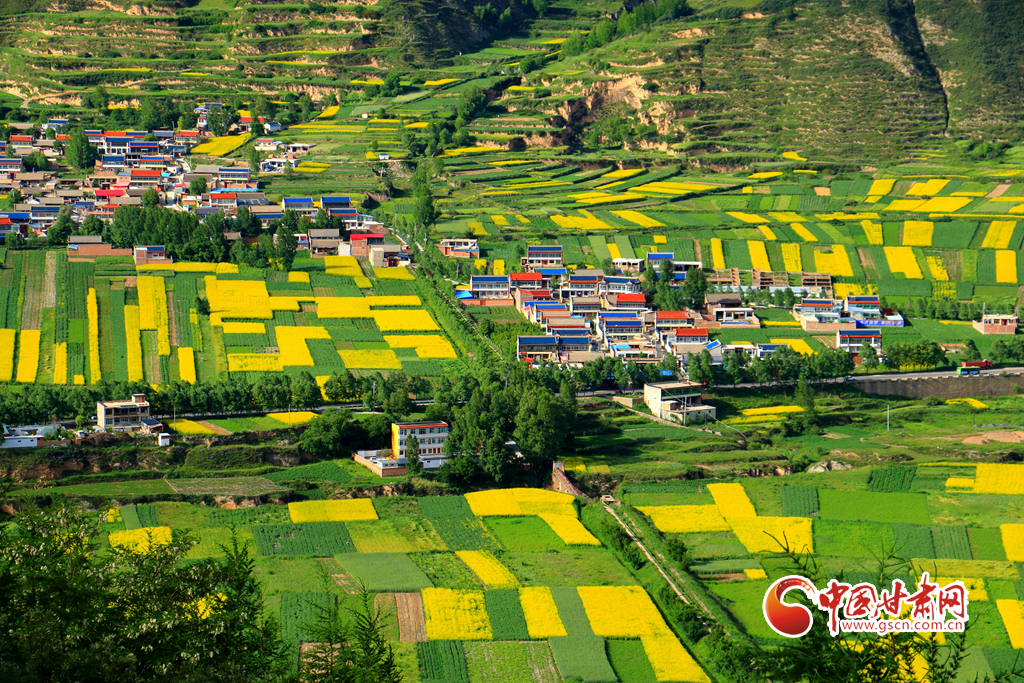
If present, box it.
[42,251,57,308]
[603,505,726,637]
[197,420,230,435]
[858,247,878,279]
[167,292,178,346]
[394,593,427,642]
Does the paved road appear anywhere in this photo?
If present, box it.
[847,366,1024,381]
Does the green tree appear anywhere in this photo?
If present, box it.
[299,408,367,457]
[963,339,981,361]
[189,176,208,196]
[457,84,487,122]
[405,434,422,474]
[21,151,48,172]
[274,223,297,272]
[794,377,817,431]
[291,371,322,409]
[858,342,879,370]
[385,387,412,421]
[142,188,159,208]
[0,503,291,682]
[247,145,261,175]
[302,587,403,683]
[47,205,74,246]
[65,127,97,170]
[681,266,708,311]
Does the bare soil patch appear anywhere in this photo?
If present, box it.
[395,592,427,642]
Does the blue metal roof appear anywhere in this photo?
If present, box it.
[706,340,722,350]
[673,273,686,280]
[0,213,30,220]
[605,319,642,327]
[0,159,20,165]
[105,137,131,144]
[471,275,509,283]
[598,312,638,318]
[604,276,636,284]
[528,245,561,252]
[535,303,567,309]
[537,268,567,275]
[569,276,598,282]
[647,252,674,259]
[73,202,94,208]
[321,196,350,203]
[518,336,557,344]
[839,329,881,337]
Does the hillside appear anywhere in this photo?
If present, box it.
[0,0,1017,159]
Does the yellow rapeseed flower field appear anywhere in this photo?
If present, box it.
[927,256,949,280]
[907,179,949,196]
[87,289,102,382]
[518,587,567,638]
[637,505,731,533]
[137,276,171,354]
[227,354,282,372]
[727,212,769,224]
[373,267,415,280]
[276,326,331,366]
[53,342,68,384]
[772,338,815,355]
[791,223,817,242]
[748,241,771,270]
[730,516,814,553]
[642,633,712,683]
[337,349,402,369]
[266,411,318,426]
[383,335,456,359]
[862,220,884,245]
[884,247,923,279]
[288,499,378,523]
[422,588,492,640]
[707,483,757,517]
[996,250,1017,283]
[710,238,725,269]
[780,243,801,271]
[996,600,1024,649]
[222,322,266,334]
[975,464,1024,495]
[902,221,934,246]
[757,226,777,240]
[868,179,896,196]
[372,310,439,332]
[578,585,667,635]
[538,514,601,545]
[15,329,40,383]
[125,305,144,381]
[814,245,854,277]
[465,488,575,517]
[191,135,249,156]
[171,419,215,435]
[456,550,521,588]
[178,347,196,384]
[982,221,1017,249]
[109,527,172,553]
[742,405,803,416]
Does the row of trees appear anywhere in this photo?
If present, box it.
[0,503,402,683]
[686,345,857,386]
[561,0,692,58]
[0,368,432,429]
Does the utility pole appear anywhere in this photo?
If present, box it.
[887,404,890,432]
